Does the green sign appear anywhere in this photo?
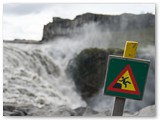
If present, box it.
[104,55,150,100]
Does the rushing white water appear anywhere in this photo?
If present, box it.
[3,42,87,109]
[3,23,114,112]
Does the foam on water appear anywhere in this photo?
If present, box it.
[3,42,86,109]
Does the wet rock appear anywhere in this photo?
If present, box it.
[3,103,30,116]
[3,103,76,116]
[10,109,28,116]
[82,107,99,116]
[74,106,107,116]
[134,104,155,116]
[74,107,86,116]
[27,105,76,116]
[3,103,155,116]
[123,104,155,116]
[66,48,123,100]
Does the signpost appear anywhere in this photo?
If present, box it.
[104,41,150,116]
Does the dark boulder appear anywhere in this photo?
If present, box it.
[66,48,123,100]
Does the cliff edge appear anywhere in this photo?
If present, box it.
[41,13,155,42]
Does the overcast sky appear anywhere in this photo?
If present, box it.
[3,4,155,40]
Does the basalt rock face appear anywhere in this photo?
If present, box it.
[66,48,123,100]
[41,13,155,42]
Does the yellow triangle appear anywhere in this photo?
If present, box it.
[116,70,136,91]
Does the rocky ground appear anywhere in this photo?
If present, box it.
[3,103,155,116]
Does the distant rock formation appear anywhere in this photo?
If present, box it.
[41,13,155,42]
[3,39,41,44]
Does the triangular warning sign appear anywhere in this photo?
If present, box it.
[107,64,140,95]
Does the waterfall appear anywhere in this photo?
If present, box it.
[3,42,86,109]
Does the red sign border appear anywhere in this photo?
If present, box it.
[107,64,140,95]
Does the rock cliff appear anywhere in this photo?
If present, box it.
[41,13,155,42]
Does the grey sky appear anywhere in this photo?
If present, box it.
[3,4,54,15]
[3,3,155,40]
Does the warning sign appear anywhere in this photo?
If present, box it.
[104,55,150,100]
[107,64,140,95]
